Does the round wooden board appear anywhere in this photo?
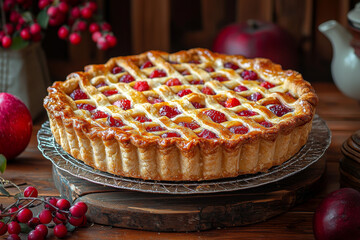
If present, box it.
[53,157,325,232]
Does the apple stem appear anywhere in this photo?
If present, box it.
[247,19,259,30]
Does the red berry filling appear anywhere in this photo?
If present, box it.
[237,110,258,117]
[181,70,190,76]
[140,61,153,69]
[241,70,258,80]
[177,89,192,97]
[111,66,124,74]
[197,129,217,139]
[191,102,205,109]
[189,79,204,85]
[135,116,152,122]
[213,76,228,82]
[70,88,88,100]
[204,109,227,123]
[268,104,292,117]
[204,67,215,72]
[134,81,150,91]
[219,101,226,107]
[247,92,263,101]
[178,121,200,130]
[95,82,107,88]
[107,116,124,127]
[188,60,200,64]
[149,69,167,78]
[119,74,135,83]
[161,132,180,138]
[229,125,249,134]
[166,78,182,86]
[259,121,273,128]
[159,105,181,118]
[103,89,118,96]
[260,81,275,89]
[201,86,215,95]
[225,98,241,108]
[224,62,239,70]
[113,99,131,110]
[92,110,108,119]
[147,96,163,104]
[146,126,165,132]
[234,85,248,92]
[76,103,96,111]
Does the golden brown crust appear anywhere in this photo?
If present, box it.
[44,48,318,181]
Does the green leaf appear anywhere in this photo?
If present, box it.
[10,36,29,50]
[0,154,6,173]
[21,11,33,22]
[20,222,32,233]
[0,185,10,196]
[66,222,76,232]
[37,9,49,29]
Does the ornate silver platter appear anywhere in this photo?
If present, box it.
[37,115,331,194]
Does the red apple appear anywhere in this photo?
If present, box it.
[213,20,297,69]
[0,93,32,160]
[313,188,360,240]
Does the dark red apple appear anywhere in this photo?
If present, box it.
[0,93,32,160]
[313,188,360,240]
[213,20,297,69]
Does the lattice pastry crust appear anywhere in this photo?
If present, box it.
[44,48,318,181]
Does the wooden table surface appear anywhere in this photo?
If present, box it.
[2,82,360,239]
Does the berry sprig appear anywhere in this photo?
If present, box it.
[0,0,117,50]
[0,185,88,239]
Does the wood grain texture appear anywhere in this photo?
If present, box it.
[1,83,359,239]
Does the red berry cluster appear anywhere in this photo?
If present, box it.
[0,0,117,49]
[0,186,88,239]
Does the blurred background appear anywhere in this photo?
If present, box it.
[43,0,359,84]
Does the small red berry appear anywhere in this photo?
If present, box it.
[70,204,87,218]
[92,110,108,119]
[2,35,12,48]
[28,229,44,240]
[57,26,69,39]
[0,222,8,235]
[20,28,31,40]
[5,23,14,35]
[102,89,118,96]
[224,62,240,70]
[88,1,98,11]
[101,22,112,31]
[58,2,69,13]
[134,116,151,123]
[140,61,153,69]
[268,104,292,117]
[247,92,263,102]
[97,36,109,50]
[70,88,88,100]
[178,121,200,130]
[241,70,258,80]
[191,102,205,109]
[259,121,273,128]
[30,23,41,35]
[39,209,52,224]
[47,6,59,18]
[56,198,71,211]
[111,66,123,74]
[10,11,20,23]
[69,32,81,45]
[229,125,249,134]
[24,186,38,198]
[7,234,21,240]
[213,76,228,82]
[105,34,117,48]
[70,7,80,19]
[159,106,181,118]
[17,208,33,223]
[38,0,50,9]
[76,20,87,31]
[260,81,275,89]
[201,86,215,95]
[54,224,68,238]
[45,197,58,211]
[107,116,124,127]
[89,23,100,33]
[161,132,180,138]
[92,31,102,42]
[81,7,93,19]
[149,69,167,78]
[69,216,84,226]
[27,217,40,229]
[7,221,21,234]
[35,224,48,238]
[119,74,135,83]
